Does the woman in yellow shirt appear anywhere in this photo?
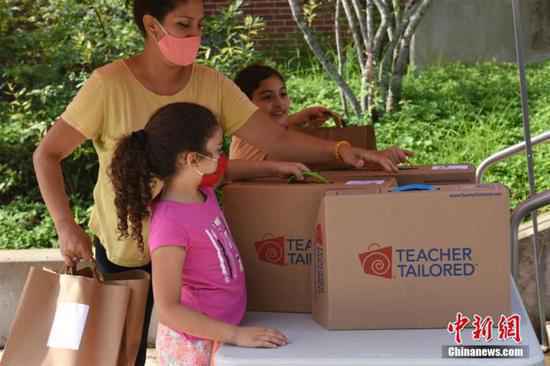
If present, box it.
[32,0,411,364]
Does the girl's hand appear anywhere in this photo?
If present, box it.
[268,161,310,180]
[231,326,288,348]
[290,106,333,127]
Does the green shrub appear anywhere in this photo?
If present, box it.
[201,0,265,76]
[0,0,267,248]
[1,1,549,249]
[0,196,91,249]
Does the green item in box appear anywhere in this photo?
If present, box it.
[288,171,330,184]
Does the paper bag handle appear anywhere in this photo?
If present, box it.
[322,111,345,128]
[64,258,103,281]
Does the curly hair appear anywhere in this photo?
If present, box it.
[110,102,219,252]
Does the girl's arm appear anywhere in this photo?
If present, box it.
[152,246,288,348]
[33,118,93,266]
[224,160,309,183]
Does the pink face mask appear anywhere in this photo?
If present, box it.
[155,20,201,66]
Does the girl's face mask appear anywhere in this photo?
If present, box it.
[194,153,228,188]
[154,19,200,66]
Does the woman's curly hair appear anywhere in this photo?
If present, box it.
[110,102,219,252]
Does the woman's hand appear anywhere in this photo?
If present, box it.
[289,106,333,128]
[55,219,93,266]
[380,146,414,165]
[231,326,288,348]
[339,145,414,173]
[268,161,310,180]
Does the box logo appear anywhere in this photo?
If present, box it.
[255,234,312,266]
[254,235,286,265]
[358,244,393,279]
[359,246,476,279]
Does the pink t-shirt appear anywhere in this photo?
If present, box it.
[148,188,246,339]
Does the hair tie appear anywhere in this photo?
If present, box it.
[131,129,147,145]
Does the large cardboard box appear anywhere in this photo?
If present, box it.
[313,184,510,329]
[321,163,476,186]
[223,176,396,313]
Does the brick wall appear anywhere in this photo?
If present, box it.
[204,0,336,48]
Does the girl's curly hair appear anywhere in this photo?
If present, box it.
[110,102,219,252]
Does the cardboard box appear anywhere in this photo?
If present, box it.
[222,177,396,313]
[321,163,476,186]
[313,184,510,329]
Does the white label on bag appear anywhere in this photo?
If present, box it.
[345,180,385,185]
[47,302,90,350]
[432,164,470,170]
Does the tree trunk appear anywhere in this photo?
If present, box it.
[386,0,432,112]
[334,0,349,118]
[287,0,362,116]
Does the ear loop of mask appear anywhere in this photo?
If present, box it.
[187,153,205,177]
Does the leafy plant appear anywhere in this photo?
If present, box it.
[200,0,265,75]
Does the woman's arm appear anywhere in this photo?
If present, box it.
[152,246,288,348]
[224,160,309,182]
[235,110,411,172]
[33,118,93,265]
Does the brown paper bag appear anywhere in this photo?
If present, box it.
[300,114,377,170]
[71,267,151,366]
[101,270,150,366]
[2,265,130,366]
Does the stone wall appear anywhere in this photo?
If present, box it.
[412,0,550,67]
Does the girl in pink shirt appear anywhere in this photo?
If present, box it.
[110,102,308,365]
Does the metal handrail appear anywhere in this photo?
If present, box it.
[476,131,550,184]
[511,190,550,351]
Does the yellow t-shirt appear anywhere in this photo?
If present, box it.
[61,60,258,267]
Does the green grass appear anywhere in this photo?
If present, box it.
[284,61,550,207]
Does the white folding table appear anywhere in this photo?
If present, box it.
[215,279,544,365]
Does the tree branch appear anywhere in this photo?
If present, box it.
[287,0,362,116]
[373,0,392,44]
[335,0,349,118]
[365,0,376,114]
[387,0,432,111]
[341,0,366,70]
[372,2,388,60]
[350,0,368,50]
